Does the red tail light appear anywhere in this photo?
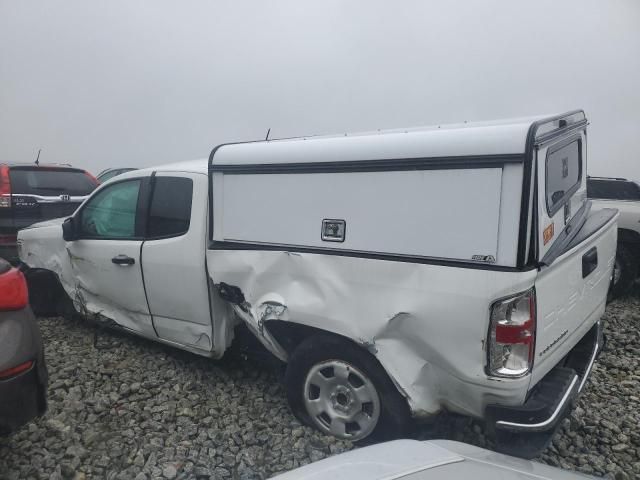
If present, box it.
[0,267,29,311]
[488,289,536,377]
[0,165,11,208]
[0,234,18,246]
[0,360,34,380]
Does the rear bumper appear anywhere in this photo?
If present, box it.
[0,307,48,435]
[486,320,603,458]
[0,361,47,435]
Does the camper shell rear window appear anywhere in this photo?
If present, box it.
[9,167,97,196]
[546,138,582,216]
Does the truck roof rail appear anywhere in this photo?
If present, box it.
[533,110,587,146]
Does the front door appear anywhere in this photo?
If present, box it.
[66,178,155,337]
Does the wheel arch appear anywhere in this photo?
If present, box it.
[265,319,415,413]
[265,319,377,357]
[618,228,640,246]
[22,266,70,317]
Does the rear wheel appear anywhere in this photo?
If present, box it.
[608,243,638,300]
[285,335,411,443]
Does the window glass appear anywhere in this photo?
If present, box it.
[80,180,141,238]
[147,177,193,238]
[546,140,581,215]
[10,168,98,196]
[587,179,640,200]
[96,170,121,183]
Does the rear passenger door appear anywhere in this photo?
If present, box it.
[141,172,213,352]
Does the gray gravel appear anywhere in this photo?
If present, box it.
[1,291,639,479]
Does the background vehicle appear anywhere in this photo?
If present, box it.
[587,176,640,298]
[0,163,98,261]
[17,111,616,458]
[96,167,137,184]
[270,439,596,479]
[0,258,48,435]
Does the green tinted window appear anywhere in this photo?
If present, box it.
[80,180,140,238]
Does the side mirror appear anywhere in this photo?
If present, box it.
[62,217,78,242]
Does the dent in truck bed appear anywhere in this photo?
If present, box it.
[206,247,539,419]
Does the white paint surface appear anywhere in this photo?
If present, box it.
[217,168,504,262]
[140,171,213,350]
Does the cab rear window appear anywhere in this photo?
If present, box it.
[9,168,97,196]
[546,139,581,215]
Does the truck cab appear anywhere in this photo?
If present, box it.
[17,111,617,458]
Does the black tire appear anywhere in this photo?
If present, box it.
[285,334,411,444]
[24,269,63,317]
[608,243,638,301]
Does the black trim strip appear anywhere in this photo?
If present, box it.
[517,126,536,267]
[208,240,537,272]
[210,154,524,175]
[139,240,158,337]
[137,173,154,238]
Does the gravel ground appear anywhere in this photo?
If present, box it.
[1,290,639,480]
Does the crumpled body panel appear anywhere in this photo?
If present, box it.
[18,219,235,359]
[207,249,538,418]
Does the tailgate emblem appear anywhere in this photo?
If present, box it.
[60,194,70,202]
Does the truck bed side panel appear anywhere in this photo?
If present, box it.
[206,248,537,418]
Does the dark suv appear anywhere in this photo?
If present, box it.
[0,163,98,260]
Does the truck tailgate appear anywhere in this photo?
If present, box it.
[531,208,618,386]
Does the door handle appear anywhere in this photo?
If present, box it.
[112,255,135,266]
[582,247,598,278]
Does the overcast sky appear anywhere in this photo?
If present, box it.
[1,1,639,178]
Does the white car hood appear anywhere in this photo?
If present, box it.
[20,217,67,230]
[269,440,595,480]
[270,440,462,480]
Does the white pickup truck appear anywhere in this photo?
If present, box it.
[17,111,617,458]
[587,176,640,298]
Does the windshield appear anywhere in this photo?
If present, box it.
[9,168,98,196]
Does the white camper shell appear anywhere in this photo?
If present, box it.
[18,111,618,458]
